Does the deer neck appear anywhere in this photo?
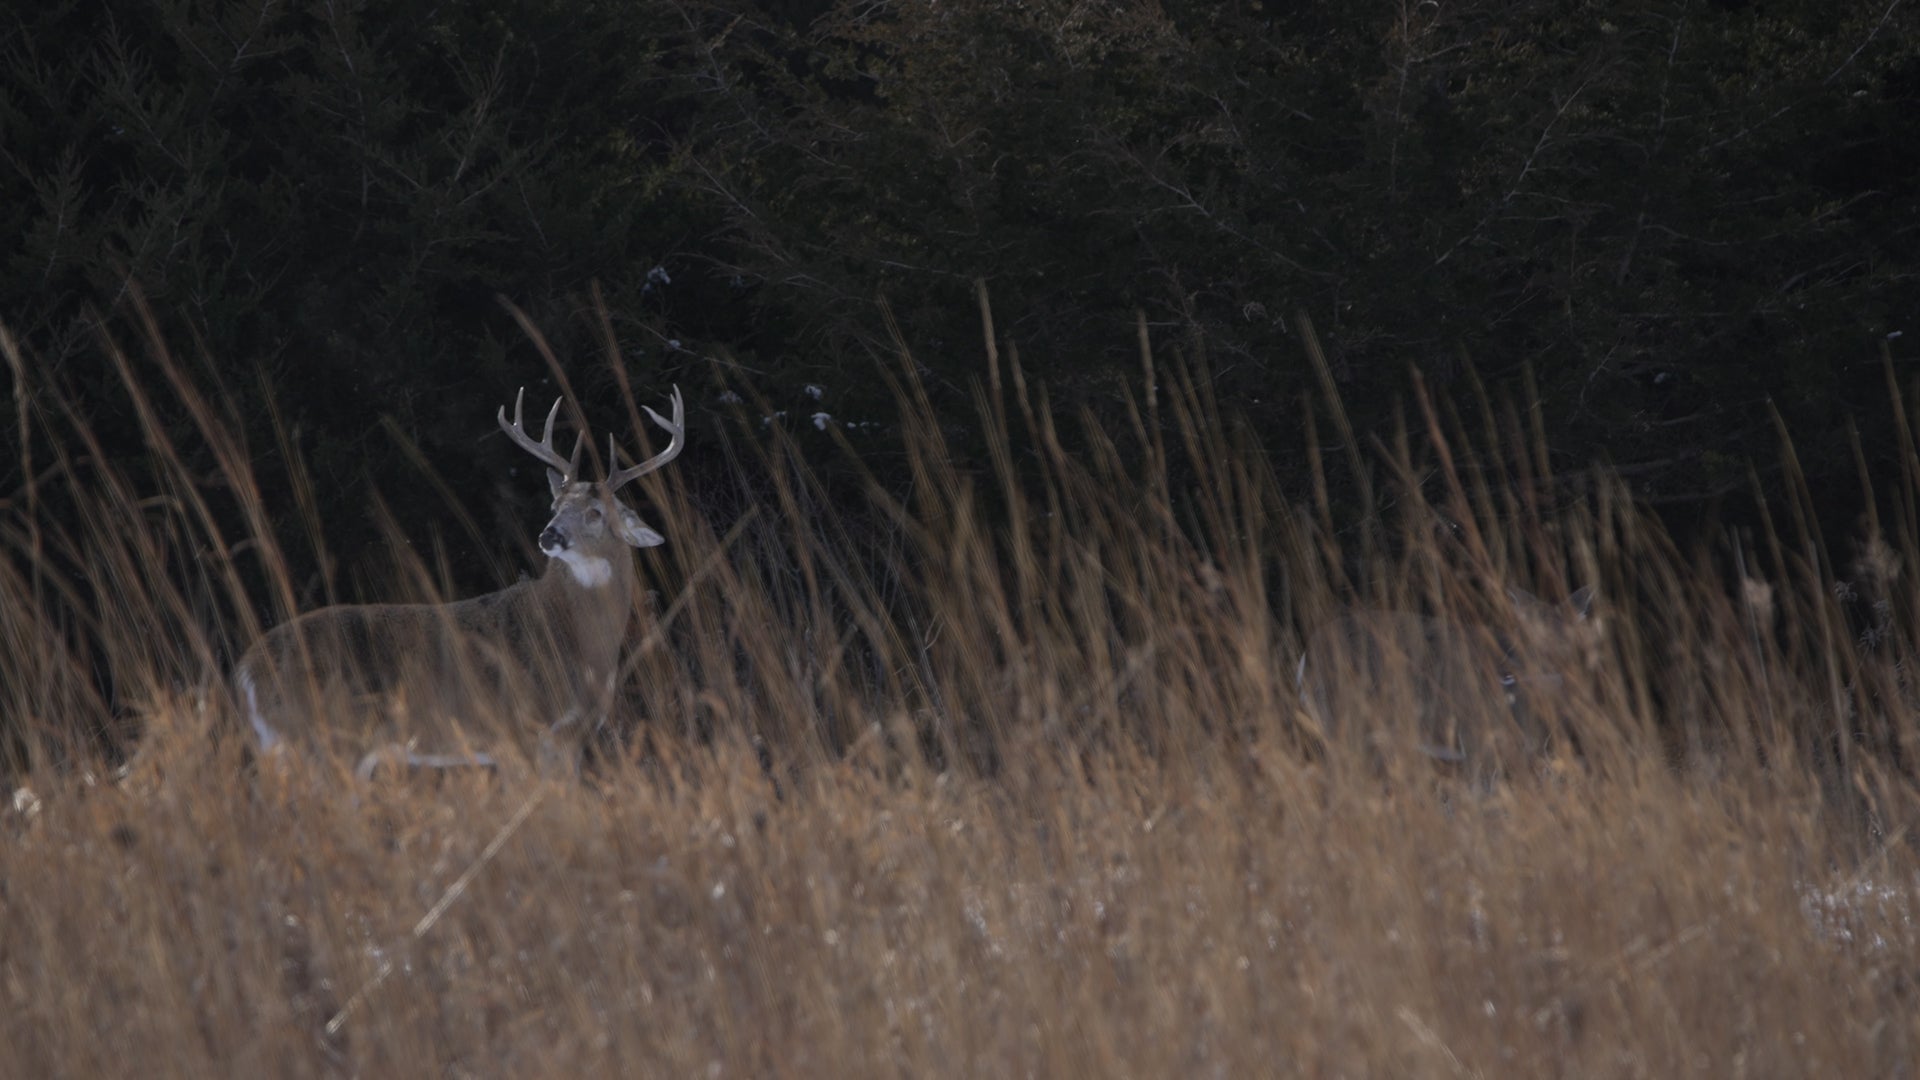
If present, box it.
[538,545,636,625]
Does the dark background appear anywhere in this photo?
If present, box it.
[3,0,1914,601]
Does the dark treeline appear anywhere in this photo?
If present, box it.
[3,0,1915,600]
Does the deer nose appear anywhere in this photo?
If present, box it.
[539,526,567,552]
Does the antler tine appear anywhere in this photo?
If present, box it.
[607,386,685,493]
[497,387,575,477]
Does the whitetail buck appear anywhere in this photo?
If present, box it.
[1295,586,1597,779]
[234,386,685,779]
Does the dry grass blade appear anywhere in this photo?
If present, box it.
[325,787,546,1037]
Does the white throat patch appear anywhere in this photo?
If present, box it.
[554,548,613,587]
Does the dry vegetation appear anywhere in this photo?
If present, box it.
[2,299,1918,1076]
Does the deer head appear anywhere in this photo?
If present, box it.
[497,387,683,585]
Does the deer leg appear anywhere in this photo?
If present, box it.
[537,707,586,778]
[234,669,282,752]
[355,744,409,782]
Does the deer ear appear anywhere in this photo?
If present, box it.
[1566,584,1596,618]
[546,468,567,498]
[1505,585,1543,612]
[614,504,665,548]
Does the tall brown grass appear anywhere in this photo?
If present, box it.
[1,292,1916,1076]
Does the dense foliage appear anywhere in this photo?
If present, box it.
[3,0,1915,593]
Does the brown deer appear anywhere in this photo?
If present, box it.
[234,386,684,779]
[1295,585,1598,780]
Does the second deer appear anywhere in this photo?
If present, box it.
[1295,586,1598,779]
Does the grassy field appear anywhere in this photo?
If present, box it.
[2,301,1916,1076]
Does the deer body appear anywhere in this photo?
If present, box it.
[1295,587,1595,777]
[234,387,683,778]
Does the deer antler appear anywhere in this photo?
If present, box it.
[607,386,685,493]
[498,388,583,479]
